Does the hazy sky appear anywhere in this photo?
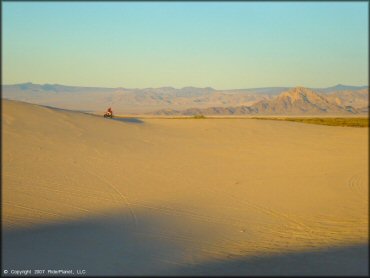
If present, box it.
[3,2,368,89]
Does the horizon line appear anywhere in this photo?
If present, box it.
[2,82,369,91]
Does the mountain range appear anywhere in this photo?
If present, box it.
[2,83,368,115]
[153,87,368,116]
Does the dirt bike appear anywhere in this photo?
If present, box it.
[104,112,113,118]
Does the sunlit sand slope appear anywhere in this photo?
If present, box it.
[2,100,368,275]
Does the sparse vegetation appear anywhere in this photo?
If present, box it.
[252,117,369,127]
[193,114,206,119]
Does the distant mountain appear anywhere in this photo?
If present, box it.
[325,89,368,109]
[151,106,257,116]
[1,83,274,113]
[5,82,116,93]
[222,87,290,95]
[314,84,368,93]
[152,87,366,116]
[2,83,368,114]
[250,87,352,114]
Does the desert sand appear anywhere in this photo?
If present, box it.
[2,99,368,275]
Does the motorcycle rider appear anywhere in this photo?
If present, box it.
[106,107,113,116]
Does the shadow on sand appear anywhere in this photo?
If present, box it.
[3,210,368,276]
[177,243,368,276]
[111,117,144,124]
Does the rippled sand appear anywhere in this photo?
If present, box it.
[2,99,368,275]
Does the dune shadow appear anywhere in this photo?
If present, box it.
[2,210,186,276]
[176,243,369,276]
[111,117,144,124]
[2,210,368,276]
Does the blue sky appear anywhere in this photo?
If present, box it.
[3,2,368,89]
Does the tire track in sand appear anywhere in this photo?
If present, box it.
[204,186,318,244]
[347,173,366,197]
[82,168,138,227]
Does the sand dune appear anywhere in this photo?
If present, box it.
[2,99,368,275]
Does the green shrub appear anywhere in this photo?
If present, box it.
[193,114,206,119]
[252,117,369,127]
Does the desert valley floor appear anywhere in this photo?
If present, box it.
[2,99,368,275]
